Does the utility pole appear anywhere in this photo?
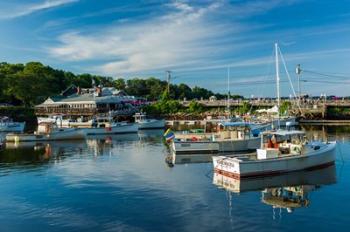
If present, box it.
[296,64,302,99]
[166,70,172,94]
[296,64,302,115]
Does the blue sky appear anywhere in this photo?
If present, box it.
[1,0,350,97]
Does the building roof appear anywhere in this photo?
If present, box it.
[36,87,135,107]
[59,93,133,103]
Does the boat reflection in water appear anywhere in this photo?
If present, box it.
[213,165,336,213]
[166,152,244,166]
[169,153,214,165]
[1,133,142,164]
[261,185,313,213]
[86,133,140,156]
[1,140,88,164]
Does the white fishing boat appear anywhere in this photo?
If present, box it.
[134,113,165,129]
[171,122,264,154]
[213,130,336,179]
[38,115,94,128]
[37,115,70,127]
[213,43,336,179]
[81,117,138,135]
[6,122,85,142]
[0,117,25,132]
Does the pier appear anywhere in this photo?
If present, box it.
[180,98,350,119]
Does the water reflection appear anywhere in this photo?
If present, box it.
[0,132,152,165]
[300,124,350,142]
[1,140,88,165]
[213,165,336,214]
[0,126,348,231]
[167,153,244,165]
[262,186,311,213]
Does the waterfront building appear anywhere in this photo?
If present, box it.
[35,85,142,118]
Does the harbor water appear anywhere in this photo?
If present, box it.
[0,125,349,231]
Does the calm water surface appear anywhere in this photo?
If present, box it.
[0,126,349,232]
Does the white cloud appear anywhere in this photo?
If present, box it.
[49,1,233,75]
[0,0,78,19]
[48,0,306,75]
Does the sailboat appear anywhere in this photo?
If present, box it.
[212,43,336,179]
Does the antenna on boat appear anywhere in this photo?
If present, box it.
[275,43,280,129]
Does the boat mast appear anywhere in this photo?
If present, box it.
[275,43,280,128]
[227,66,231,118]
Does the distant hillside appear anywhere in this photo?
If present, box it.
[0,62,242,106]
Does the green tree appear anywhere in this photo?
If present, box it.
[239,101,251,114]
[188,100,205,113]
[114,78,126,90]
[280,101,291,115]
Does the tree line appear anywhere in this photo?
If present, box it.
[0,62,243,106]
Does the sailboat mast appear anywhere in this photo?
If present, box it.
[275,43,280,128]
[227,66,230,117]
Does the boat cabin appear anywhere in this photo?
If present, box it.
[92,116,113,128]
[37,122,58,134]
[217,122,257,140]
[258,130,306,159]
[134,113,147,123]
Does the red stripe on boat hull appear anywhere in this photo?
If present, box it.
[214,161,335,179]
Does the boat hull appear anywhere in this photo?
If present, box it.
[82,123,138,135]
[0,122,25,133]
[213,142,336,179]
[171,141,220,154]
[137,119,165,130]
[172,137,260,154]
[5,128,85,142]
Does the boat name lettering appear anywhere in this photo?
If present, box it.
[217,159,235,167]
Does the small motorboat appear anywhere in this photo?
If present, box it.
[134,113,165,130]
[6,122,85,142]
[212,130,336,179]
[170,122,265,154]
[0,117,25,133]
[38,115,94,128]
[81,117,138,135]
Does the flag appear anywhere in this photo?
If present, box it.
[164,128,175,142]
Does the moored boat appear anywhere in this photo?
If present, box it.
[170,122,264,154]
[0,117,25,133]
[134,113,165,129]
[81,117,138,135]
[6,122,85,142]
[38,115,95,128]
[212,130,336,179]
